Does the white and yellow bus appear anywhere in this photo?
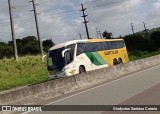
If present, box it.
[47,38,129,79]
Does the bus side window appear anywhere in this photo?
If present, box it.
[101,42,110,50]
[110,41,117,49]
[65,51,73,65]
[86,43,95,52]
[66,44,76,63]
[77,43,86,55]
[93,42,102,51]
[117,41,125,48]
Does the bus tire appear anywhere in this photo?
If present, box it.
[113,59,118,65]
[79,66,86,74]
[118,58,123,64]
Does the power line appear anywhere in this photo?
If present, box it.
[0,18,10,20]
[10,0,148,24]
[14,17,34,22]
[30,0,79,12]
[13,4,31,8]
[0,0,158,44]
[86,3,150,16]
[39,10,80,16]
[39,11,81,19]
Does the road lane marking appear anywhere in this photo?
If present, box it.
[46,64,160,105]
[21,64,160,114]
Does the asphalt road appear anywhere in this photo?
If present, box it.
[19,64,160,114]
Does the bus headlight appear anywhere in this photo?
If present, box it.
[70,70,76,75]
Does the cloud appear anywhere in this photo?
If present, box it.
[0,0,159,44]
[85,0,145,36]
[153,0,160,10]
[14,23,25,34]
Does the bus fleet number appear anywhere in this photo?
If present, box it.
[104,50,118,55]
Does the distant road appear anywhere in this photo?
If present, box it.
[22,64,160,114]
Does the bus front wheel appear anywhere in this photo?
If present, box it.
[79,66,86,74]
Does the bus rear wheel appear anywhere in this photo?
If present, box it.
[118,58,123,64]
[113,59,118,65]
[79,66,86,74]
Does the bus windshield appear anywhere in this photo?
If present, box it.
[48,47,65,71]
[47,44,76,71]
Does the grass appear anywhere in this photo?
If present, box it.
[128,49,160,61]
[0,49,160,92]
[0,56,48,92]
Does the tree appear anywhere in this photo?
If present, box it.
[22,36,37,45]
[124,34,151,52]
[0,36,56,59]
[42,39,54,52]
[24,41,39,55]
[16,39,24,55]
[0,42,12,59]
[8,36,40,55]
[102,30,112,39]
[150,31,160,49]
[22,36,39,55]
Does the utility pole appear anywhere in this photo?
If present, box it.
[99,30,102,39]
[131,22,135,35]
[96,28,99,38]
[96,28,102,39]
[8,0,18,61]
[30,0,43,58]
[143,22,148,38]
[79,33,82,40]
[80,4,90,39]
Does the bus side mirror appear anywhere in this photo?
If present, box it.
[62,48,71,57]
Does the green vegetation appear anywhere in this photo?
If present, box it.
[101,27,160,61]
[129,49,160,61]
[0,27,160,92]
[0,36,54,91]
[0,36,54,59]
[1,51,160,92]
[0,56,48,91]
[124,29,160,61]
[125,29,160,61]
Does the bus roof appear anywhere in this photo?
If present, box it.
[49,38,123,51]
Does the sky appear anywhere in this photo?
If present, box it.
[0,0,160,44]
